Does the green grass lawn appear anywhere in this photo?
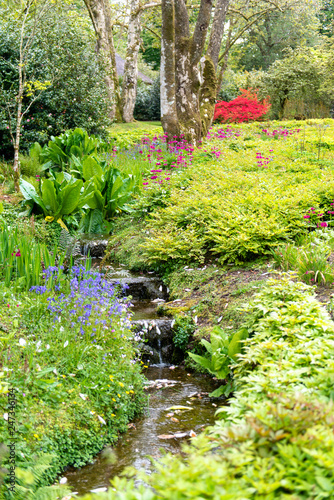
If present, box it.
[108,121,162,133]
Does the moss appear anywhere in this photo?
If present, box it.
[200,56,217,137]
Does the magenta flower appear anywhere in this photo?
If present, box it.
[320,222,328,227]
[15,250,21,257]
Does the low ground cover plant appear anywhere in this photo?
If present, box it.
[0,266,146,495]
[104,119,334,270]
[82,275,334,499]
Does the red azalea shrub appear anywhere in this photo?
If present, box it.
[213,89,271,124]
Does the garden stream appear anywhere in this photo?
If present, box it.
[63,250,220,495]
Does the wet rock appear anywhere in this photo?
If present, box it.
[133,319,175,364]
[108,277,168,300]
[79,235,109,258]
[140,345,161,365]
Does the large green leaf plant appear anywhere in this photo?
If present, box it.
[78,157,142,233]
[188,325,249,397]
[20,172,94,229]
[40,128,106,173]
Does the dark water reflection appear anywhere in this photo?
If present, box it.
[64,366,221,495]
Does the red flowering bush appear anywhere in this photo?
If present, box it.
[213,89,271,124]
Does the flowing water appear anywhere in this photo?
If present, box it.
[64,366,220,495]
[63,250,221,495]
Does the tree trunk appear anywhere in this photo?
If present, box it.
[174,0,202,145]
[160,0,230,145]
[200,0,230,134]
[84,0,122,121]
[13,102,22,193]
[121,0,141,122]
[161,0,179,144]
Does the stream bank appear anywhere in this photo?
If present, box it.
[64,366,220,495]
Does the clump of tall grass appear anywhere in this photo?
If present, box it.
[272,229,334,285]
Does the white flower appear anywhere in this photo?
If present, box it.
[97,415,106,425]
[59,477,67,484]
[79,393,87,400]
[19,338,26,347]
[36,341,42,349]
[60,326,64,332]
[3,413,8,421]
[46,344,50,350]
[64,341,68,348]
[53,368,58,375]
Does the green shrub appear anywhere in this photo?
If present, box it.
[40,128,106,174]
[0,13,110,159]
[134,77,160,121]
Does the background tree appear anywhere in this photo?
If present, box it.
[0,0,53,191]
[318,0,334,36]
[160,0,318,145]
[0,4,110,162]
[256,45,331,119]
[83,0,122,121]
[83,0,160,123]
[230,7,320,71]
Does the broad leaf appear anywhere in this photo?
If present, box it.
[82,156,103,181]
[58,179,83,215]
[41,179,58,214]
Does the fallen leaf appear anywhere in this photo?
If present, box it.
[166,406,193,411]
[158,434,176,439]
[166,413,174,417]
[189,430,197,438]
[174,432,188,438]
[171,417,179,423]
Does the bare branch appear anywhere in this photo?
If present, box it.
[143,24,161,40]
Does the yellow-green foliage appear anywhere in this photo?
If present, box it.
[108,127,163,150]
[138,120,334,265]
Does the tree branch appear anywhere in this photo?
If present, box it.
[143,24,161,39]
[191,0,213,65]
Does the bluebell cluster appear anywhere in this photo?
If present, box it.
[29,266,131,342]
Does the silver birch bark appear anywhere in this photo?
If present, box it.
[10,0,51,192]
[121,0,141,122]
[84,0,121,121]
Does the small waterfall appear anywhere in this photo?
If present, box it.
[82,243,90,257]
[157,338,163,365]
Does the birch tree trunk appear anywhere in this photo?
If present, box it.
[13,72,23,193]
[121,0,141,122]
[84,0,122,121]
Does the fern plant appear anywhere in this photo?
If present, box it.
[1,453,71,500]
[188,326,249,397]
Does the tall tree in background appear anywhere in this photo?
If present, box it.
[84,0,159,122]
[160,0,321,144]
[121,0,160,122]
[83,0,121,121]
[1,0,52,191]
